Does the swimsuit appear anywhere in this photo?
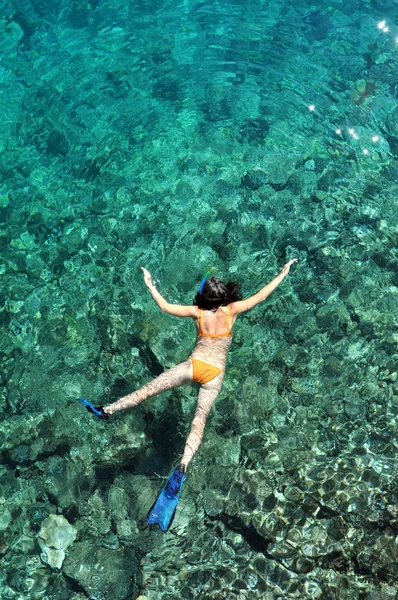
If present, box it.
[191,359,224,385]
[190,307,232,385]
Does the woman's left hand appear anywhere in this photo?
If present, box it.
[141,267,154,287]
[280,258,298,277]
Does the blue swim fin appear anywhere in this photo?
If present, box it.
[147,465,186,532]
[79,398,109,420]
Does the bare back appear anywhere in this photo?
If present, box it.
[193,306,237,336]
[190,306,236,370]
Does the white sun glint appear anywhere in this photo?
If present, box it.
[372,136,379,142]
[363,149,369,155]
[336,129,341,134]
[377,20,386,30]
[309,105,315,111]
[348,128,355,135]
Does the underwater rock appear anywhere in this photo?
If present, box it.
[301,10,333,41]
[238,118,270,144]
[264,151,298,186]
[351,79,376,105]
[0,507,12,531]
[60,223,87,253]
[10,231,38,251]
[7,564,50,595]
[357,529,398,581]
[81,489,112,537]
[25,503,57,533]
[0,412,52,458]
[0,20,24,54]
[47,129,70,156]
[288,168,318,199]
[63,541,138,600]
[241,169,268,190]
[0,532,10,557]
[0,193,10,208]
[44,455,95,511]
[38,514,77,570]
[7,443,36,464]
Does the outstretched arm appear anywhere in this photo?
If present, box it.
[229,259,298,316]
[141,268,198,317]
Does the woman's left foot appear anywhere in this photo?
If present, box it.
[147,465,187,532]
[79,398,110,421]
[164,465,185,498]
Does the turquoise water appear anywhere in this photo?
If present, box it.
[1,0,398,597]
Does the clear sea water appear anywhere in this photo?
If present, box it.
[1,0,398,598]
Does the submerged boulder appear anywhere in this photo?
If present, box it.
[38,514,77,570]
[63,541,138,600]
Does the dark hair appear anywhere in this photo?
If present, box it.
[193,277,242,310]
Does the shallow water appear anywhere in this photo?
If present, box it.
[1,0,398,598]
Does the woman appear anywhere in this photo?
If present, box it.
[81,259,297,530]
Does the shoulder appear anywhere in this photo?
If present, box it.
[188,305,201,318]
[225,303,236,315]
[192,305,201,318]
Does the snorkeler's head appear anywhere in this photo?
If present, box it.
[193,277,242,310]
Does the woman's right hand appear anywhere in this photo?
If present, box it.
[141,267,154,288]
[280,258,298,277]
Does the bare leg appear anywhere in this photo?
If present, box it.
[104,360,193,415]
[181,372,224,470]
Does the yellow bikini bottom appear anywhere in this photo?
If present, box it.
[190,358,224,385]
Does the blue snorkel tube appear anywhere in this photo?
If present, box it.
[199,268,215,295]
